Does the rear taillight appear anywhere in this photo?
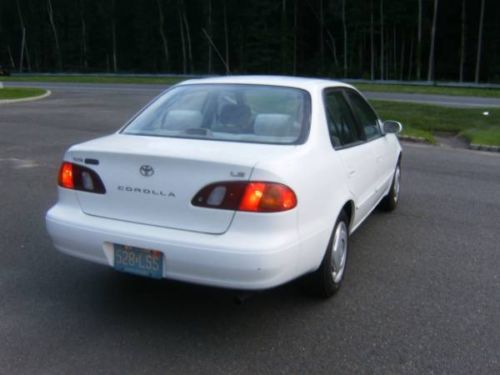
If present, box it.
[58,162,106,194]
[192,181,297,212]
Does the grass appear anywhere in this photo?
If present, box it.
[371,100,500,146]
[398,124,436,144]
[1,75,184,85]
[461,128,500,146]
[355,83,500,98]
[0,87,47,100]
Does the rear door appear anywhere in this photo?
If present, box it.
[344,89,394,197]
[323,89,378,222]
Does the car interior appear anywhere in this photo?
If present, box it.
[126,85,307,144]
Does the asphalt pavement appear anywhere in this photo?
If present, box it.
[1,87,500,374]
[5,80,500,107]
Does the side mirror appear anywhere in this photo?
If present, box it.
[383,120,403,134]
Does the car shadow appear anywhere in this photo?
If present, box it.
[46,263,340,339]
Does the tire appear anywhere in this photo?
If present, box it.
[303,211,349,298]
[379,163,401,212]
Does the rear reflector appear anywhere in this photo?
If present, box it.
[192,181,297,212]
[58,162,106,194]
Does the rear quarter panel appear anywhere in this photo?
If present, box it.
[250,87,353,276]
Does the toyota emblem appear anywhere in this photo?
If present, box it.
[140,165,154,177]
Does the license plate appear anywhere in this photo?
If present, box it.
[114,245,163,279]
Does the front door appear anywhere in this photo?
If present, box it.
[324,89,378,225]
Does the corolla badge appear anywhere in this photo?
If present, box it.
[140,165,155,177]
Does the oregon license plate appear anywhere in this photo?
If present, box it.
[114,245,163,279]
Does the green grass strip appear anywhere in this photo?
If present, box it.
[1,75,183,85]
[0,87,47,100]
[356,83,500,99]
[371,100,500,146]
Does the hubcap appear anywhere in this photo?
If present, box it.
[331,221,348,283]
[393,166,401,202]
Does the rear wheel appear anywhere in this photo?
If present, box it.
[304,211,349,298]
[380,163,401,212]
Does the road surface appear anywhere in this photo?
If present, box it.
[1,86,499,374]
[4,81,500,107]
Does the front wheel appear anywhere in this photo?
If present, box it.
[303,211,349,298]
[380,163,401,212]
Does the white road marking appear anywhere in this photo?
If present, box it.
[0,158,40,169]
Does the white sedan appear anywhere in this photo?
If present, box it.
[46,76,402,297]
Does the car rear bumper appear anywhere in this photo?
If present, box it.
[45,202,302,290]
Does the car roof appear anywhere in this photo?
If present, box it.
[178,75,355,92]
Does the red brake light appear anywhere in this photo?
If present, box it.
[57,162,106,194]
[192,181,297,212]
[238,183,266,211]
[59,162,74,189]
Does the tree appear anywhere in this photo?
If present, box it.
[201,28,229,73]
[80,0,88,70]
[319,0,325,71]
[427,0,438,81]
[400,34,405,80]
[342,0,348,77]
[380,0,384,80]
[177,1,187,73]
[408,36,414,79]
[110,0,117,72]
[293,0,298,74]
[47,0,62,71]
[156,0,170,72]
[223,0,229,74]
[416,0,422,80]
[370,0,375,80]
[474,0,485,83]
[459,0,466,82]
[281,0,287,72]
[16,0,31,72]
[393,26,397,79]
[0,0,499,82]
[207,0,213,73]
[181,0,193,73]
[7,46,16,69]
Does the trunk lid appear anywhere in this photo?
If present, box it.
[66,134,292,234]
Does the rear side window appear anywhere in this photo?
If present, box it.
[324,91,363,148]
[123,84,311,145]
[346,91,381,140]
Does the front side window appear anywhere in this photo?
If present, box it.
[123,84,311,145]
[346,91,381,140]
[324,90,364,148]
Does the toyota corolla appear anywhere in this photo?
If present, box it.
[46,76,402,297]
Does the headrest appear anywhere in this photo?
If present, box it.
[219,104,252,127]
[254,114,293,137]
[164,110,203,131]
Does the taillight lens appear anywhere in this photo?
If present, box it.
[192,181,297,212]
[58,162,106,194]
[59,162,75,189]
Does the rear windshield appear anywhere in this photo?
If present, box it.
[122,84,311,145]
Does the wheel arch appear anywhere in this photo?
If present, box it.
[341,200,355,229]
